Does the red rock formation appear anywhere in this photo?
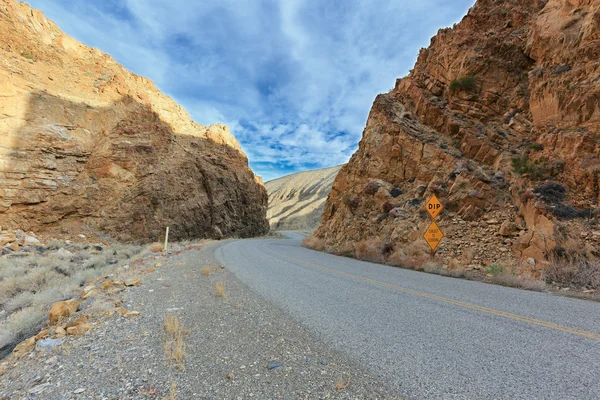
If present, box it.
[0,0,268,242]
[315,0,600,270]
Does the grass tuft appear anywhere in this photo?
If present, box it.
[163,314,189,370]
[336,375,351,392]
[202,267,211,277]
[149,242,164,253]
[214,282,226,298]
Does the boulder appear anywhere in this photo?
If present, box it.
[124,277,141,287]
[66,323,93,336]
[49,299,80,325]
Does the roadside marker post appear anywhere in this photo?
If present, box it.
[164,226,170,254]
[424,195,444,258]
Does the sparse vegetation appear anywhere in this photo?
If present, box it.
[202,267,211,277]
[531,143,544,151]
[343,194,359,210]
[214,282,226,298]
[487,263,504,276]
[449,75,476,92]
[545,253,600,290]
[511,156,549,180]
[0,242,143,357]
[302,236,327,251]
[21,52,34,61]
[354,239,385,263]
[149,242,164,253]
[163,313,189,370]
[336,375,351,392]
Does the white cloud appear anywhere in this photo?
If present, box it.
[27,0,475,179]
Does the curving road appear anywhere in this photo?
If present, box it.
[215,233,600,399]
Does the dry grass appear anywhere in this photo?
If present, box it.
[163,314,189,370]
[0,242,143,357]
[354,239,384,263]
[387,240,430,271]
[336,375,351,392]
[201,267,211,277]
[302,236,327,251]
[149,242,164,253]
[489,271,546,291]
[214,282,226,298]
[544,254,600,289]
[162,378,177,400]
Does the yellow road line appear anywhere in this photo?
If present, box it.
[268,247,600,342]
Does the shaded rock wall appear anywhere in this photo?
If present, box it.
[0,0,268,241]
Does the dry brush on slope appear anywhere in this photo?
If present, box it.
[313,0,600,283]
[0,0,268,243]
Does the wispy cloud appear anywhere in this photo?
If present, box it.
[28,0,474,181]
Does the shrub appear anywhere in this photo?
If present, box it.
[449,76,476,92]
[533,182,566,203]
[149,242,164,253]
[302,236,327,251]
[544,253,600,289]
[531,143,544,151]
[487,263,504,276]
[511,156,549,180]
[343,194,359,210]
[354,239,384,263]
[21,52,34,60]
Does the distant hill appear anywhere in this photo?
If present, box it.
[266,166,342,231]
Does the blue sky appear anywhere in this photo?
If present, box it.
[28,0,475,181]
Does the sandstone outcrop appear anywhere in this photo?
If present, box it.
[0,0,268,242]
[266,165,342,231]
[315,0,600,272]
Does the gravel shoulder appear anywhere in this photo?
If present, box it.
[0,240,400,399]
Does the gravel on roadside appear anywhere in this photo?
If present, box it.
[0,241,401,399]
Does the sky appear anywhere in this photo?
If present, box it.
[28,0,475,181]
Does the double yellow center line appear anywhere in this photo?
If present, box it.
[269,246,600,342]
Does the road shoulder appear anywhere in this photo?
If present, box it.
[1,240,399,399]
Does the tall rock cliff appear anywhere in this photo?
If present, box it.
[315,0,600,271]
[266,165,341,231]
[0,0,268,242]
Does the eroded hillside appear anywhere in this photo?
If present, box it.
[266,166,341,231]
[0,0,269,242]
[314,0,600,277]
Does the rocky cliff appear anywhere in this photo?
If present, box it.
[0,0,269,242]
[266,165,341,231]
[315,0,600,274]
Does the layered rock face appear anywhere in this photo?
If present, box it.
[266,165,341,231]
[315,0,600,270]
[0,0,268,242]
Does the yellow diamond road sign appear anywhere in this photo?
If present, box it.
[424,220,444,251]
[425,195,443,219]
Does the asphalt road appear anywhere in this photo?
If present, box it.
[215,233,600,399]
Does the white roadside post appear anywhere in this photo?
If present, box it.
[164,226,170,254]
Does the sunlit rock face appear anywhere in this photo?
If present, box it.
[315,0,600,269]
[0,0,268,241]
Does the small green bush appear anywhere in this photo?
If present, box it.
[511,156,549,180]
[21,52,34,61]
[449,76,476,92]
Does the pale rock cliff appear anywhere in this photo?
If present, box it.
[266,165,341,231]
